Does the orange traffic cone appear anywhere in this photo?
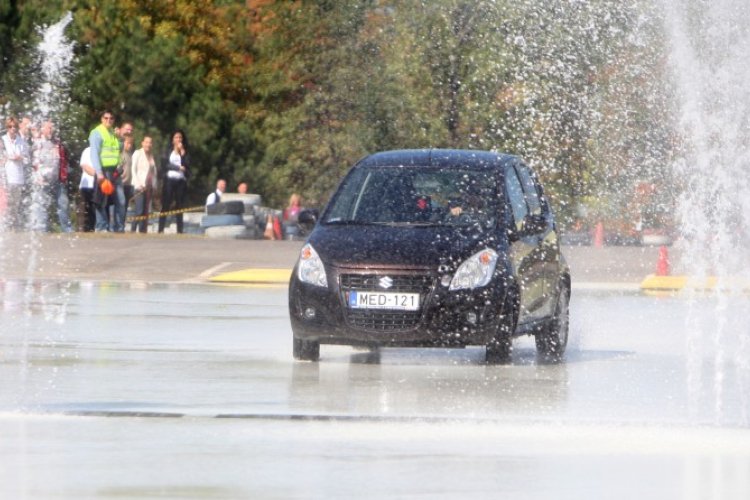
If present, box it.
[263,215,275,240]
[655,245,670,276]
[594,222,604,248]
[273,216,282,240]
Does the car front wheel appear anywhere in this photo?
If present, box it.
[486,297,517,364]
[293,337,320,361]
[535,285,569,363]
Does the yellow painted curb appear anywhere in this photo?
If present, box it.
[640,275,688,291]
[209,268,292,284]
[639,274,739,292]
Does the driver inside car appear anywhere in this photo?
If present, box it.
[447,190,485,218]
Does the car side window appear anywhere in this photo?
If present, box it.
[505,166,527,231]
[516,164,542,216]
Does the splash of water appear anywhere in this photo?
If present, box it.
[1,13,76,409]
[33,12,75,119]
[661,0,750,425]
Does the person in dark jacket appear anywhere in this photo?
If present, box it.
[157,129,190,233]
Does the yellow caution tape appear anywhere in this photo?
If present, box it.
[126,206,205,222]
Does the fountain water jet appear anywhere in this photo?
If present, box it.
[661,0,750,425]
[1,12,76,409]
[33,12,75,120]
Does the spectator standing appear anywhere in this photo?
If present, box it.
[237,182,248,194]
[118,134,135,232]
[0,133,6,217]
[206,179,225,206]
[118,122,134,139]
[78,146,96,232]
[284,193,303,221]
[30,120,72,232]
[19,116,32,142]
[19,116,33,152]
[130,135,157,233]
[2,117,30,231]
[282,193,303,240]
[158,129,190,233]
[89,110,122,232]
[20,116,36,184]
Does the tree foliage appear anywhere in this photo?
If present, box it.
[0,0,672,226]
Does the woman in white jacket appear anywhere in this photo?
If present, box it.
[129,135,157,233]
[2,117,30,231]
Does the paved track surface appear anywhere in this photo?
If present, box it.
[0,232,674,284]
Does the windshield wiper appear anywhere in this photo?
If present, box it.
[324,219,381,226]
[382,221,444,227]
[325,219,445,227]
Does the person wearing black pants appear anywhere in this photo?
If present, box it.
[158,129,190,233]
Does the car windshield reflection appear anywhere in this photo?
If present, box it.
[322,166,499,228]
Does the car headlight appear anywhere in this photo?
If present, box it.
[298,243,328,288]
[449,248,498,290]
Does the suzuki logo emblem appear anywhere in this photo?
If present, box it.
[379,276,393,289]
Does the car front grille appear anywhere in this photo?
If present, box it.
[340,273,433,331]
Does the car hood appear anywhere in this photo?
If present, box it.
[307,224,503,269]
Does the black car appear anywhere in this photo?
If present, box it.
[288,149,570,363]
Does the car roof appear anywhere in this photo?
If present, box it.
[355,149,518,170]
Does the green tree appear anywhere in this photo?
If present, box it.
[244,1,382,207]
[0,0,70,116]
[0,0,20,97]
[0,0,674,222]
[66,0,249,201]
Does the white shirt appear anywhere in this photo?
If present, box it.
[79,147,95,189]
[2,133,28,186]
[166,150,185,180]
[206,189,223,207]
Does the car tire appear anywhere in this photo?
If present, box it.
[486,334,511,364]
[183,224,205,235]
[182,212,204,225]
[486,296,517,364]
[293,337,320,361]
[207,200,245,215]
[204,225,253,239]
[535,285,569,364]
[221,193,262,207]
[200,214,244,228]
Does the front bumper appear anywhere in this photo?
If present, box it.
[289,264,509,347]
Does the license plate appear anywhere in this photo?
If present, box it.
[348,291,420,311]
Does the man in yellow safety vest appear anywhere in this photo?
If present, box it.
[89,110,123,232]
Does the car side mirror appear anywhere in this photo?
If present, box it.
[520,213,547,236]
[298,209,319,234]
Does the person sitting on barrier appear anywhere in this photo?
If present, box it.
[206,179,226,207]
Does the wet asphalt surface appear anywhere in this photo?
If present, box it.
[2,233,748,499]
[0,232,673,284]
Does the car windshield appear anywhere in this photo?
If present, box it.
[323,165,499,228]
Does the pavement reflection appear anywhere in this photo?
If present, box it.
[289,352,570,419]
[2,280,750,499]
